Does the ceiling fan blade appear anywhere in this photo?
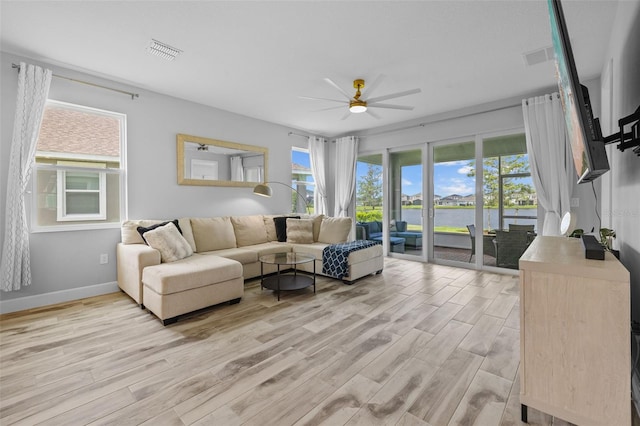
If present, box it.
[314,105,345,112]
[299,96,346,104]
[340,111,351,121]
[324,78,353,100]
[368,103,415,111]
[366,109,382,119]
[362,74,385,97]
[366,88,421,104]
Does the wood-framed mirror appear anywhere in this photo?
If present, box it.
[177,134,268,187]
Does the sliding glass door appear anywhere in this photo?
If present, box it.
[481,133,537,269]
[388,148,424,258]
[431,140,476,263]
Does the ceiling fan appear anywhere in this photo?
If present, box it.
[300,75,421,120]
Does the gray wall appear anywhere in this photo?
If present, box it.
[600,1,640,322]
[0,51,311,311]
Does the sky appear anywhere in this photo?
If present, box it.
[354,160,476,198]
[293,150,486,198]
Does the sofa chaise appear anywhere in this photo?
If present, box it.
[117,214,384,325]
[356,220,423,253]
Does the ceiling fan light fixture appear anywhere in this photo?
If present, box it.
[349,100,367,113]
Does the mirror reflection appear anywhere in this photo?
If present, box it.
[177,134,268,187]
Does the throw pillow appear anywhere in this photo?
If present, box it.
[273,216,300,242]
[301,214,324,242]
[142,222,193,262]
[286,219,314,244]
[318,216,352,244]
[263,215,279,241]
[137,219,182,244]
[122,219,164,244]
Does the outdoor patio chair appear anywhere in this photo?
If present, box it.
[494,229,529,269]
[466,224,475,262]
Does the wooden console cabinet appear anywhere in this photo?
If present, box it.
[519,236,630,425]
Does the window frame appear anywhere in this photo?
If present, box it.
[31,100,127,233]
[56,168,107,222]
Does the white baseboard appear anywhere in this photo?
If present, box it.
[0,281,119,314]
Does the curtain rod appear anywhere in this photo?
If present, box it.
[288,131,309,139]
[12,63,139,100]
[362,102,523,138]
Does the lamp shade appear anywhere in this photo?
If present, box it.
[252,182,310,214]
[253,183,272,197]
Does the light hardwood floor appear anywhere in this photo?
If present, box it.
[1,258,573,425]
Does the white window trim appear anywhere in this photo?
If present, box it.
[56,169,107,221]
[32,99,127,233]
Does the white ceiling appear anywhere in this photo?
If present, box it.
[0,1,619,137]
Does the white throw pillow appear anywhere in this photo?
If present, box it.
[143,222,193,262]
[317,216,352,244]
[286,219,314,244]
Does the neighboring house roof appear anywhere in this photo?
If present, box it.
[37,106,120,157]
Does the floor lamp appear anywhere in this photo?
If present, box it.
[253,182,311,214]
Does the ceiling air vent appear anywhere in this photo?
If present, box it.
[523,46,555,67]
[147,39,182,61]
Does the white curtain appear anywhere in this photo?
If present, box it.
[522,93,572,236]
[230,156,244,181]
[1,62,52,291]
[308,136,327,215]
[334,136,359,217]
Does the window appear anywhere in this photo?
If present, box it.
[291,148,314,214]
[33,100,126,231]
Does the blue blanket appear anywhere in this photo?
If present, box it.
[322,240,381,279]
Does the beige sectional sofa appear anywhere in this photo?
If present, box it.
[117,214,383,325]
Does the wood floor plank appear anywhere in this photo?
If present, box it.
[407,349,484,425]
[480,326,520,381]
[414,320,473,369]
[484,294,518,319]
[346,358,439,425]
[293,374,382,426]
[457,315,504,356]
[452,296,493,325]
[414,302,464,334]
[0,258,561,426]
[448,370,512,426]
[360,328,434,384]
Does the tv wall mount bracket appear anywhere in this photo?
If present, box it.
[603,105,640,156]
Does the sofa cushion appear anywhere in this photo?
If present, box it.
[286,218,314,244]
[273,216,300,242]
[190,217,237,252]
[178,218,197,252]
[231,215,268,247]
[263,215,279,241]
[143,255,242,295]
[197,247,258,264]
[318,217,352,244]
[142,222,193,263]
[241,242,291,257]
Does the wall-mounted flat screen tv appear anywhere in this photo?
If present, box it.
[548,0,609,183]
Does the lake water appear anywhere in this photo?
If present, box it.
[401,208,536,230]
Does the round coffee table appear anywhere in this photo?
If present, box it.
[259,252,315,301]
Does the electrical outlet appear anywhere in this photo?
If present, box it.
[99,254,108,264]
[570,198,579,208]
